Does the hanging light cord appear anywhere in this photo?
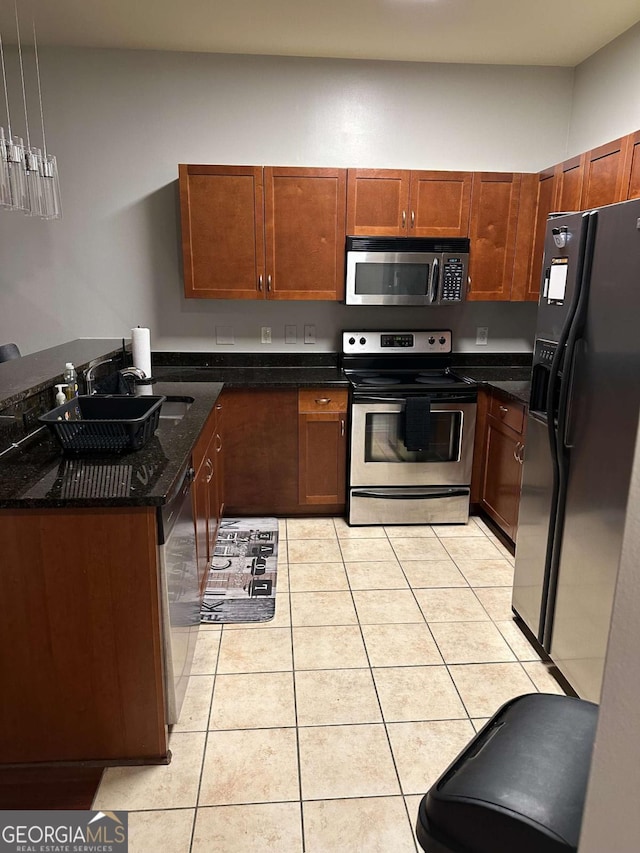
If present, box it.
[0,33,13,138]
[32,18,46,156]
[15,0,31,149]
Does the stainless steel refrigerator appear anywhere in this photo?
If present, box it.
[512,196,640,702]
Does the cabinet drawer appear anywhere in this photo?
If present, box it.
[298,388,348,413]
[489,393,525,434]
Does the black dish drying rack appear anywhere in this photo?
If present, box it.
[39,395,166,453]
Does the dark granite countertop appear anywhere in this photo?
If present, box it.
[0,381,222,509]
[0,339,128,409]
[454,366,531,405]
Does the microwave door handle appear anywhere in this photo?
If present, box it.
[429,258,439,304]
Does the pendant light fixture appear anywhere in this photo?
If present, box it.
[0,1,61,219]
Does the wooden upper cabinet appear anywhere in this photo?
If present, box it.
[346,168,471,237]
[265,167,347,301]
[180,164,346,301]
[581,136,631,209]
[467,172,522,301]
[179,164,265,299]
[622,130,640,200]
[346,169,410,235]
[410,171,472,236]
[555,154,585,213]
[512,169,556,302]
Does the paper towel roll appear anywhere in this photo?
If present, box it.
[131,326,152,379]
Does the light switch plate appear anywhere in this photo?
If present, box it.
[261,326,272,344]
[304,325,316,344]
[476,326,489,346]
[216,326,235,345]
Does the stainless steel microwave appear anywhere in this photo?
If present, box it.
[345,236,470,306]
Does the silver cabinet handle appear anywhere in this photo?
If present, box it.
[513,443,520,462]
[205,457,214,484]
[340,418,345,437]
[257,274,263,292]
[410,210,415,228]
[267,275,272,292]
[518,443,525,464]
[215,434,222,453]
[499,405,508,415]
[315,398,331,405]
[402,210,406,228]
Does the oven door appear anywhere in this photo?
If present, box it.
[349,397,476,487]
[345,251,440,306]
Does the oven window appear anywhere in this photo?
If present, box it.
[355,262,429,296]
[364,411,461,462]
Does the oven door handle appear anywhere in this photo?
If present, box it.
[351,488,470,500]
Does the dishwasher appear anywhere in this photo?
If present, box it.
[157,464,200,725]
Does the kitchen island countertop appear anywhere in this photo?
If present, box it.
[0,381,223,509]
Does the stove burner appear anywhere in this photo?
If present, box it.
[359,375,402,386]
[415,372,455,385]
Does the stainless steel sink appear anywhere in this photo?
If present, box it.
[159,396,194,423]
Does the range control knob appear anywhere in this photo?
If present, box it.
[348,337,356,345]
[428,336,435,345]
[359,337,367,345]
[439,336,447,345]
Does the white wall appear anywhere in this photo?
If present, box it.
[0,49,570,355]
[569,20,640,156]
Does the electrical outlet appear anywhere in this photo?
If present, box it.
[285,325,297,344]
[304,324,316,344]
[476,326,489,346]
[261,326,272,344]
[216,326,235,345]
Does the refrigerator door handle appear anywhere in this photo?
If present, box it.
[563,337,587,450]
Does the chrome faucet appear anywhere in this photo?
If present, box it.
[84,359,147,394]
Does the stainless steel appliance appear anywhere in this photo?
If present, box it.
[343,330,477,525]
[512,197,640,701]
[157,464,200,724]
[345,237,469,306]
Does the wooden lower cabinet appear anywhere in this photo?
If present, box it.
[298,388,348,506]
[0,506,168,765]
[475,389,527,542]
[193,401,225,585]
[221,387,347,516]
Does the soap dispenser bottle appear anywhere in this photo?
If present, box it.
[63,363,78,400]
[55,384,68,406]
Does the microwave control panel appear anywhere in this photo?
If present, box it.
[441,257,465,302]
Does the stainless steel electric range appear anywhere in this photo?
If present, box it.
[342,330,478,525]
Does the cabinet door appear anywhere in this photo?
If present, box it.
[581,137,630,209]
[467,173,522,301]
[213,402,225,525]
[481,419,523,541]
[555,154,585,213]
[179,165,265,299]
[511,169,557,302]
[221,388,299,515]
[298,412,347,505]
[346,169,411,235]
[622,130,640,200]
[298,388,348,507]
[409,171,472,236]
[193,455,212,594]
[264,167,347,300]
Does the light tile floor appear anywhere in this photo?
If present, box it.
[93,516,565,852]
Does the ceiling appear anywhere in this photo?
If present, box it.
[1,0,639,67]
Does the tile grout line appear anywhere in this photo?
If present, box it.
[338,522,422,847]
[284,518,307,853]
[188,614,223,852]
